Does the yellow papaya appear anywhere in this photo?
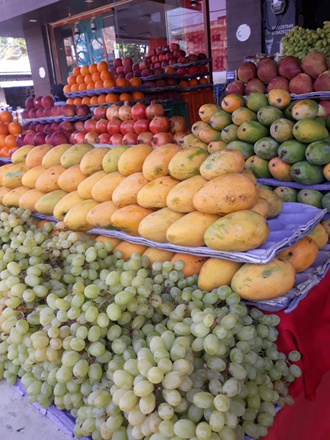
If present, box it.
[137,176,179,209]
[86,201,119,229]
[63,199,99,231]
[19,189,46,212]
[111,205,154,236]
[102,146,131,173]
[3,186,30,207]
[11,145,34,164]
[21,166,46,189]
[166,175,208,213]
[91,172,126,202]
[53,191,85,221]
[80,147,110,175]
[118,144,153,176]
[60,143,94,168]
[142,144,181,181]
[58,165,87,193]
[138,208,184,242]
[42,144,72,168]
[35,190,68,216]
[112,172,149,208]
[25,145,53,168]
[77,171,107,199]
[2,163,29,189]
[198,258,243,291]
[35,165,66,193]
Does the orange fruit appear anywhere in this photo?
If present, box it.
[78,83,87,91]
[189,79,199,86]
[71,84,79,92]
[74,98,82,106]
[63,85,71,93]
[100,71,112,81]
[67,75,76,85]
[132,92,144,100]
[0,111,13,124]
[115,78,126,87]
[76,75,85,85]
[73,67,81,77]
[179,80,189,88]
[8,122,22,135]
[90,96,98,105]
[103,79,115,88]
[199,77,208,84]
[95,80,104,89]
[0,122,8,135]
[89,64,98,74]
[92,72,101,83]
[129,78,141,87]
[165,67,175,74]
[5,134,16,149]
[87,83,95,90]
[97,61,108,72]
[82,97,91,105]
[119,93,132,101]
[66,98,74,104]
[0,134,7,147]
[0,147,10,158]
[80,66,90,77]
[105,94,118,103]
[84,74,93,84]
[98,95,106,104]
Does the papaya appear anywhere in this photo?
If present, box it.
[257,106,283,127]
[210,110,232,131]
[231,258,296,300]
[137,176,179,209]
[297,189,323,209]
[291,100,319,120]
[245,156,271,178]
[86,201,119,229]
[170,253,208,277]
[305,140,330,165]
[58,165,87,193]
[91,172,126,202]
[111,205,154,236]
[64,199,99,231]
[80,147,110,176]
[53,191,85,221]
[2,186,30,207]
[41,144,72,168]
[221,94,245,114]
[0,163,14,182]
[35,165,66,193]
[270,119,294,143]
[208,141,227,154]
[77,171,107,199]
[322,193,330,212]
[168,147,208,181]
[21,165,46,189]
[2,163,29,189]
[95,236,122,248]
[258,188,283,217]
[226,141,254,160]
[268,89,291,109]
[191,121,209,137]
[166,212,219,247]
[290,161,324,185]
[114,242,148,260]
[246,92,268,112]
[274,187,298,202]
[204,210,269,252]
[277,236,319,273]
[138,208,184,242]
[251,198,269,218]
[118,144,153,176]
[307,223,328,250]
[11,145,34,164]
[199,104,221,122]
[293,119,329,144]
[60,143,94,168]
[221,124,239,144]
[237,121,268,144]
[0,187,10,203]
[232,107,256,126]
[35,190,68,216]
[200,149,245,180]
[142,248,175,269]
[198,127,222,143]
[254,137,279,160]
[19,189,46,212]
[25,145,53,169]
[102,145,130,173]
[198,258,243,291]
[166,175,208,213]
[321,219,330,236]
[277,140,306,164]
[142,144,181,181]
[193,173,259,215]
[268,158,292,181]
[324,163,330,181]
[242,169,257,184]
[112,172,149,208]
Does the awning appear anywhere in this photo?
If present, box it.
[0,80,34,88]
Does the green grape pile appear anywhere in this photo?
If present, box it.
[0,205,302,440]
[281,21,330,60]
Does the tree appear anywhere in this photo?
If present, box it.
[0,37,27,60]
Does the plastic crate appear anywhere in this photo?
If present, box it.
[213,84,226,106]
[179,88,214,127]
[162,100,189,126]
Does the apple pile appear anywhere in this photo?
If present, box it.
[70,102,190,148]
[227,51,330,101]
[23,96,90,120]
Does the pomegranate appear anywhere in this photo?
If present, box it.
[25,97,35,110]
[50,131,69,146]
[118,101,132,121]
[24,132,36,145]
[74,120,85,132]
[85,131,99,144]
[96,119,109,134]
[69,131,78,144]
[110,134,124,145]
[41,96,54,108]
[29,108,38,118]
[133,119,149,134]
[45,134,52,145]
[50,122,60,133]
[84,119,97,133]
[76,105,89,116]
[43,107,53,117]
[173,131,191,147]
[131,103,147,121]
[106,104,120,120]
[169,116,187,134]
[94,106,107,120]
[51,106,61,117]
[36,123,45,133]
[107,118,122,135]
[120,120,135,135]
[137,132,153,145]
[146,101,164,120]
[22,109,30,119]
[123,133,138,145]
[98,133,111,144]
[59,121,74,133]
[170,43,180,52]
[151,132,173,148]
[74,132,87,144]
[150,116,169,134]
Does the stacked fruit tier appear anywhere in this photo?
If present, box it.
[64,85,147,99]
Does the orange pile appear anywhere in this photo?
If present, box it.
[0,111,21,157]
[179,77,209,88]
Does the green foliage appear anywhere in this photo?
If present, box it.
[0,37,27,60]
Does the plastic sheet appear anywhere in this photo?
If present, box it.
[22,114,92,124]
[257,178,330,191]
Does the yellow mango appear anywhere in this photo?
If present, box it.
[58,165,87,193]
[251,198,270,218]
[80,147,110,175]
[138,208,184,242]
[200,148,245,180]
[60,143,94,168]
[198,258,243,291]
[91,172,126,202]
[0,187,10,203]
[114,242,148,260]
[19,189,46,212]
[42,144,72,168]
[35,165,66,193]
[86,201,119,229]
[166,175,208,213]
[168,147,208,180]
[258,188,283,217]
[77,171,107,199]
[102,146,131,173]
[118,144,153,176]
[142,144,181,181]
[0,164,14,182]
[53,191,85,221]
[111,205,154,236]
[308,223,328,250]
[11,145,34,164]
[2,163,29,189]
[21,166,46,189]
[35,190,68,216]
[64,199,99,231]
[171,253,208,277]
[26,145,53,168]
[3,186,30,207]
[112,172,149,208]
[137,176,179,209]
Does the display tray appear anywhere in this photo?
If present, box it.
[88,203,327,264]
[178,84,213,92]
[140,72,179,81]
[171,58,211,69]
[0,157,13,163]
[257,178,330,191]
[65,85,147,99]
[179,71,211,80]
[22,114,92,124]
[144,85,180,93]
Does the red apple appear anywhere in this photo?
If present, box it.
[113,59,122,68]
[156,47,163,55]
[30,122,38,132]
[188,66,198,75]
[178,57,188,64]
[22,109,30,119]
[29,108,38,118]
[177,68,188,76]
[151,55,159,64]
[44,124,52,134]
[25,97,35,110]
[159,54,166,62]
[123,65,132,75]
[125,72,133,80]
[148,49,156,57]
[161,61,169,67]
[133,70,142,78]
[51,131,69,146]
[45,134,52,144]
[122,58,133,66]
[34,96,43,109]
[188,54,198,62]
[43,107,53,117]
[170,43,180,52]
[94,106,107,121]
[36,123,45,133]
[41,96,54,108]
[198,53,207,60]
[60,104,76,117]
[76,105,89,116]
[50,122,60,133]
[59,121,74,133]
[116,66,124,75]
[110,67,117,74]
[141,69,152,77]
[51,106,61,117]
[24,132,36,145]
[34,132,47,146]
[16,135,25,147]
[198,65,208,74]
[169,59,177,65]
[132,63,140,72]
[154,63,161,69]
[36,108,44,118]
[139,61,150,70]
